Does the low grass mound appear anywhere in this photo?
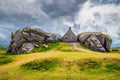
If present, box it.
[21,57,120,72]
[77,59,102,70]
[21,58,62,71]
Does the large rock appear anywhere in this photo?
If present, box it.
[7,28,62,54]
[77,32,112,52]
[46,33,62,43]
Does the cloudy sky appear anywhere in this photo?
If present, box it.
[0,0,120,47]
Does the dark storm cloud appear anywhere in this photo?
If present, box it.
[0,13,36,26]
[0,0,87,28]
[39,0,87,18]
[0,0,46,25]
[0,0,87,45]
[0,0,120,47]
[0,0,87,22]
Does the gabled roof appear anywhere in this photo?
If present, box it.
[62,27,76,38]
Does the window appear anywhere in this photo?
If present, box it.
[65,37,67,40]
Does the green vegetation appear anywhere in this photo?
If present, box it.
[31,42,78,53]
[77,59,102,70]
[21,58,61,71]
[106,62,120,70]
[0,43,120,80]
[0,46,7,50]
[19,57,120,80]
[31,42,60,53]
[0,56,13,66]
[0,47,13,66]
[78,43,93,51]
[21,57,120,71]
[56,43,77,52]
[111,48,120,53]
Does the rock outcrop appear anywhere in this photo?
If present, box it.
[77,32,112,52]
[7,28,62,54]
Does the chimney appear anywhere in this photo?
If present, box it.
[69,27,71,30]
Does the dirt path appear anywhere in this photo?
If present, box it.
[0,51,58,73]
[70,42,92,53]
[0,43,92,73]
[0,43,91,73]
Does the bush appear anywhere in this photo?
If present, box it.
[21,58,62,71]
[0,56,13,65]
[77,59,102,70]
[105,62,120,70]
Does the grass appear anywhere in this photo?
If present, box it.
[19,57,120,80]
[31,42,78,53]
[78,43,93,51]
[110,48,120,53]
[77,58,102,70]
[0,46,7,50]
[0,56,13,66]
[21,57,120,71]
[105,62,120,70]
[0,42,120,80]
[0,48,13,66]
[30,42,60,53]
[21,58,61,71]
[56,42,78,52]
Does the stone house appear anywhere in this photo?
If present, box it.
[62,27,77,42]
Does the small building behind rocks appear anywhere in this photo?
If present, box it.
[62,27,77,42]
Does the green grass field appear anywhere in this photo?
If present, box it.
[0,42,120,80]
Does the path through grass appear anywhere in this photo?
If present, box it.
[0,42,120,80]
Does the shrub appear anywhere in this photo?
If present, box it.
[21,58,62,71]
[0,56,13,65]
[105,62,120,70]
[77,59,102,70]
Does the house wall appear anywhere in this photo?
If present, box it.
[62,31,77,42]
[62,27,77,42]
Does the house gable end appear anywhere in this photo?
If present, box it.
[62,27,77,42]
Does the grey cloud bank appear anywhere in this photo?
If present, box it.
[0,0,120,47]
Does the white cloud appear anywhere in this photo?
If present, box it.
[0,33,7,39]
[0,0,120,47]
[74,0,120,45]
[63,21,74,27]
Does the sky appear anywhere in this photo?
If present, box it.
[0,0,120,47]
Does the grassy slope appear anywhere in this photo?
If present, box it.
[0,42,120,80]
